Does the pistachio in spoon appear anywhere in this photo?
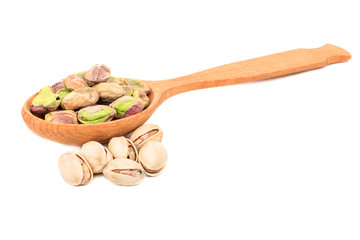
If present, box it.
[45,110,78,124]
[110,96,145,118]
[77,105,116,124]
[30,86,60,117]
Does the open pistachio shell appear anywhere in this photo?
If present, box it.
[85,64,111,86]
[108,137,138,162]
[138,141,168,176]
[61,87,99,110]
[103,158,143,186]
[77,105,116,124]
[30,86,60,116]
[109,96,145,118]
[92,82,126,104]
[58,152,93,186]
[130,124,163,150]
[81,141,113,173]
[45,110,78,124]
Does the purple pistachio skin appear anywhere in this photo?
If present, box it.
[51,81,65,93]
[45,110,78,124]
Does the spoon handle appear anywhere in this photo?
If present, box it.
[152,44,351,101]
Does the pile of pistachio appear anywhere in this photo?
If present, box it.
[30,64,150,124]
[58,124,167,186]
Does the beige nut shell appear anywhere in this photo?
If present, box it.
[108,137,138,162]
[103,158,143,186]
[58,152,93,186]
[130,124,163,150]
[139,141,168,176]
[81,141,113,173]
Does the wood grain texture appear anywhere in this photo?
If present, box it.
[21,44,351,145]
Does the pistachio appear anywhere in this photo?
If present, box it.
[63,74,88,90]
[45,110,78,124]
[103,158,143,186]
[85,64,111,86]
[108,137,138,162]
[130,124,163,150]
[106,77,134,96]
[81,141,113,173]
[30,86,60,116]
[138,141,168,176]
[61,87,99,110]
[109,96,145,118]
[126,79,150,94]
[92,82,126,104]
[106,76,128,85]
[74,71,87,80]
[77,105,116,124]
[58,152,93,186]
[133,90,150,108]
[51,81,65,93]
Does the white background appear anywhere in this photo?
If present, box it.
[1,0,359,239]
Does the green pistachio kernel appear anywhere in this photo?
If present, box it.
[114,99,135,115]
[32,86,59,107]
[80,108,115,121]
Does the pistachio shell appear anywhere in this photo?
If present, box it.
[77,105,116,124]
[92,82,126,104]
[103,158,143,186]
[81,141,113,173]
[108,137,138,162]
[45,110,78,124]
[61,87,99,110]
[138,141,168,176]
[85,64,111,86]
[109,96,145,118]
[58,152,93,186]
[130,124,163,150]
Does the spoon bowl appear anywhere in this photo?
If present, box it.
[21,44,351,145]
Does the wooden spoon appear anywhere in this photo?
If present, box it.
[21,44,351,145]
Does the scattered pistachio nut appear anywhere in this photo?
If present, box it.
[110,96,145,118]
[92,82,126,104]
[61,87,99,110]
[45,110,78,124]
[103,158,143,186]
[58,152,93,186]
[77,105,116,124]
[130,124,163,150]
[81,141,113,173]
[85,64,111,86]
[30,86,60,116]
[139,141,168,176]
[108,137,138,162]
